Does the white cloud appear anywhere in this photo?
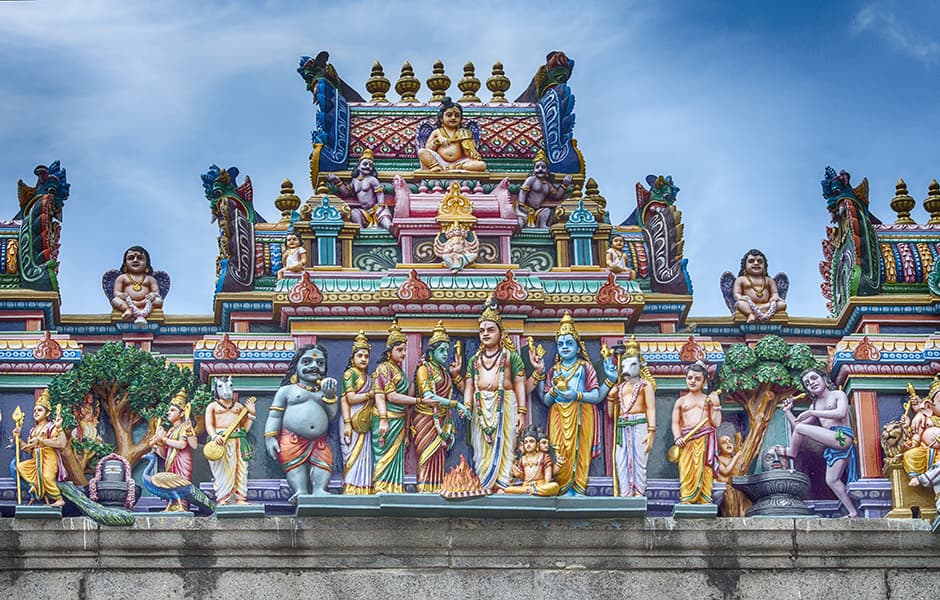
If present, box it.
[852,4,940,66]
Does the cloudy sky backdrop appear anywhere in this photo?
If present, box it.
[1,0,938,317]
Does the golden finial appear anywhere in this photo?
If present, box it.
[366,61,391,103]
[35,389,51,411]
[925,179,940,225]
[426,60,451,103]
[479,294,501,325]
[890,178,916,225]
[486,61,510,103]
[275,178,302,223]
[428,320,450,346]
[458,61,481,103]
[395,61,421,103]
[352,329,371,353]
[584,177,606,212]
[386,320,407,347]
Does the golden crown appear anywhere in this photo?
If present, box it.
[35,389,51,411]
[429,320,450,347]
[360,148,375,161]
[352,329,372,353]
[170,389,188,410]
[930,374,940,399]
[386,320,407,347]
[623,335,642,357]
[555,311,581,342]
[533,149,549,164]
[479,294,501,325]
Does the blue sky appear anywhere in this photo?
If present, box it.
[1,0,938,318]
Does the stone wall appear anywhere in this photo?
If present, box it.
[1,516,938,599]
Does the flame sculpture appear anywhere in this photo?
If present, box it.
[439,454,489,499]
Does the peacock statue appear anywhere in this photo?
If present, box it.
[141,452,216,513]
[58,481,137,526]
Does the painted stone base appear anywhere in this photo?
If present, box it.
[295,494,381,517]
[14,504,62,519]
[215,504,265,518]
[672,503,718,518]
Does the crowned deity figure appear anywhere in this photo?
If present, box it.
[12,391,67,507]
[150,390,197,510]
[775,367,860,517]
[339,331,375,495]
[372,321,421,494]
[602,336,656,497]
[463,297,528,493]
[417,97,487,172]
[326,149,393,229]
[503,426,560,496]
[516,149,573,228]
[671,362,722,504]
[906,376,940,518]
[277,232,307,278]
[605,235,636,278]
[205,376,256,505]
[412,321,470,493]
[530,312,604,495]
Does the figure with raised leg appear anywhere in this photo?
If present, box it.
[503,426,560,496]
[531,311,602,495]
[12,391,67,508]
[104,246,169,324]
[517,149,572,228]
[774,367,860,517]
[326,149,393,229]
[464,296,528,493]
[150,390,197,511]
[205,376,256,505]
[671,362,722,504]
[603,336,656,497]
[417,97,486,172]
[372,321,420,494]
[413,321,469,493]
[265,345,338,498]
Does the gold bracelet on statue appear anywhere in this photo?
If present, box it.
[648,426,657,432]
[604,378,615,387]
[532,372,546,382]
[264,431,278,438]
[343,418,352,424]
[517,405,528,415]
[576,392,583,402]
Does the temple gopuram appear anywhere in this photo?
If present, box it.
[2,51,939,598]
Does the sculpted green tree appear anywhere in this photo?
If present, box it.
[46,342,211,484]
[717,335,824,516]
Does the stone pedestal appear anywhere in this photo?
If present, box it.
[733,470,817,517]
[14,505,61,519]
[215,504,265,518]
[672,503,718,518]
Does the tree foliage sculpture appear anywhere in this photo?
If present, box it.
[46,342,211,484]
[717,335,824,516]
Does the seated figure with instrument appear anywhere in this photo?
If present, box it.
[670,362,722,504]
[204,376,256,505]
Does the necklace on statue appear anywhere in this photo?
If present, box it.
[128,274,145,292]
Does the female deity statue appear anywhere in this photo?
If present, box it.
[150,390,197,510]
[326,149,393,229]
[464,297,528,493]
[530,312,605,496]
[413,321,469,493]
[340,331,375,495]
[277,232,307,278]
[417,97,486,172]
[372,321,421,493]
[106,246,168,324]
